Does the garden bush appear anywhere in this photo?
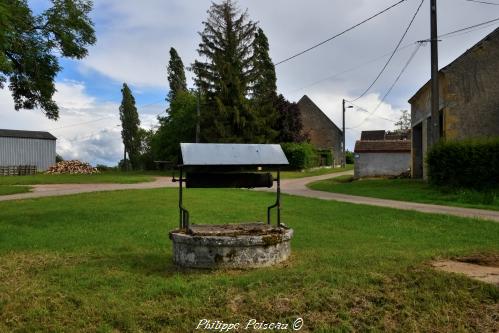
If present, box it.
[426,137,499,189]
[281,143,318,169]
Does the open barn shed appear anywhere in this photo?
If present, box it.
[0,129,57,172]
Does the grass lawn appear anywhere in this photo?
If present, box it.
[0,185,31,196]
[0,170,164,185]
[279,164,353,179]
[0,188,498,332]
[309,176,499,211]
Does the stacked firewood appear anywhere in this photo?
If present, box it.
[46,160,99,174]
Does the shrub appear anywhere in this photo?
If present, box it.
[345,150,354,164]
[426,137,499,190]
[280,143,317,169]
[316,149,333,166]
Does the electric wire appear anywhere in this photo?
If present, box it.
[348,0,425,102]
[46,99,166,131]
[274,0,408,66]
[347,43,422,129]
[464,0,499,5]
[291,17,499,93]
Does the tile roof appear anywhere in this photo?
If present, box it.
[0,129,56,140]
[354,140,411,153]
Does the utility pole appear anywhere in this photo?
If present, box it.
[342,99,346,168]
[430,0,440,146]
[196,88,200,143]
[341,99,353,168]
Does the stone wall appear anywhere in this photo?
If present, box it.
[297,95,343,165]
[410,28,499,178]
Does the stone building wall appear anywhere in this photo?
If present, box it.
[297,95,343,165]
[409,28,499,178]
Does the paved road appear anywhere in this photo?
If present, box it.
[1,172,498,223]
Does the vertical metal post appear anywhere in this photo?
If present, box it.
[342,99,346,168]
[277,169,281,227]
[179,167,183,229]
[430,0,440,146]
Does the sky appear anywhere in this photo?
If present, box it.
[1,0,498,166]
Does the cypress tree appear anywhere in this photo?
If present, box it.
[192,0,257,142]
[167,47,187,102]
[119,83,141,170]
[250,28,278,142]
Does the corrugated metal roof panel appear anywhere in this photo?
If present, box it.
[0,129,56,140]
[180,143,289,166]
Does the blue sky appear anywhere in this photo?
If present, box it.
[1,0,498,165]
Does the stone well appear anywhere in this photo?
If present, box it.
[170,223,293,269]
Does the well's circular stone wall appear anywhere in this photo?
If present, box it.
[169,223,293,268]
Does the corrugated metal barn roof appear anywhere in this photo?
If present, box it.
[0,129,56,140]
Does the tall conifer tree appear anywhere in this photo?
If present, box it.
[250,28,278,142]
[167,47,187,102]
[119,83,141,170]
[193,0,257,142]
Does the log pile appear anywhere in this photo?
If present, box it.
[46,160,99,174]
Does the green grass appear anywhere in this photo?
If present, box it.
[279,164,353,179]
[0,171,163,185]
[0,185,31,196]
[0,188,498,332]
[309,176,499,211]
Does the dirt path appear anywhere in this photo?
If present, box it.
[0,177,176,202]
[1,171,499,222]
[431,260,499,285]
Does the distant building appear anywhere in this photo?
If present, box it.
[409,27,499,178]
[354,130,411,178]
[297,95,343,166]
[0,129,57,171]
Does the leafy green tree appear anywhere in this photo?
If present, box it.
[250,28,278,142]
[192,0,257,142]
[395,110,411,133]
[152,90,198,162]
[0,0,96,119]
[137,128,156,170]
[274,94,307,143]
[167,47,187,102]
[119,83,141,170]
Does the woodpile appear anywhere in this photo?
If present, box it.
[46,160,99,174]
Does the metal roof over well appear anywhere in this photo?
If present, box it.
[180,143,289,166]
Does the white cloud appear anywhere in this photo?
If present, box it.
[0,81,155,166]
[1,0,497,159]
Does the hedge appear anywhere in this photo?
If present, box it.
[426,137,499,189]
[280,143,335,169]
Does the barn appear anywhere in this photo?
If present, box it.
[0,129,57,172]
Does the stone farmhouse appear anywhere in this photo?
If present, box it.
[409,27,499,178]
[297,95,343,166]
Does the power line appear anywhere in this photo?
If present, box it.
[349,0,425,102]
[348,101,398,122]
[347,43,422,129]
[439,17,499,38]
[464,0,499,5]
[46,99,166,131]
[291,18,499,93]
[274,0,408,66]
[290,43,415,94]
